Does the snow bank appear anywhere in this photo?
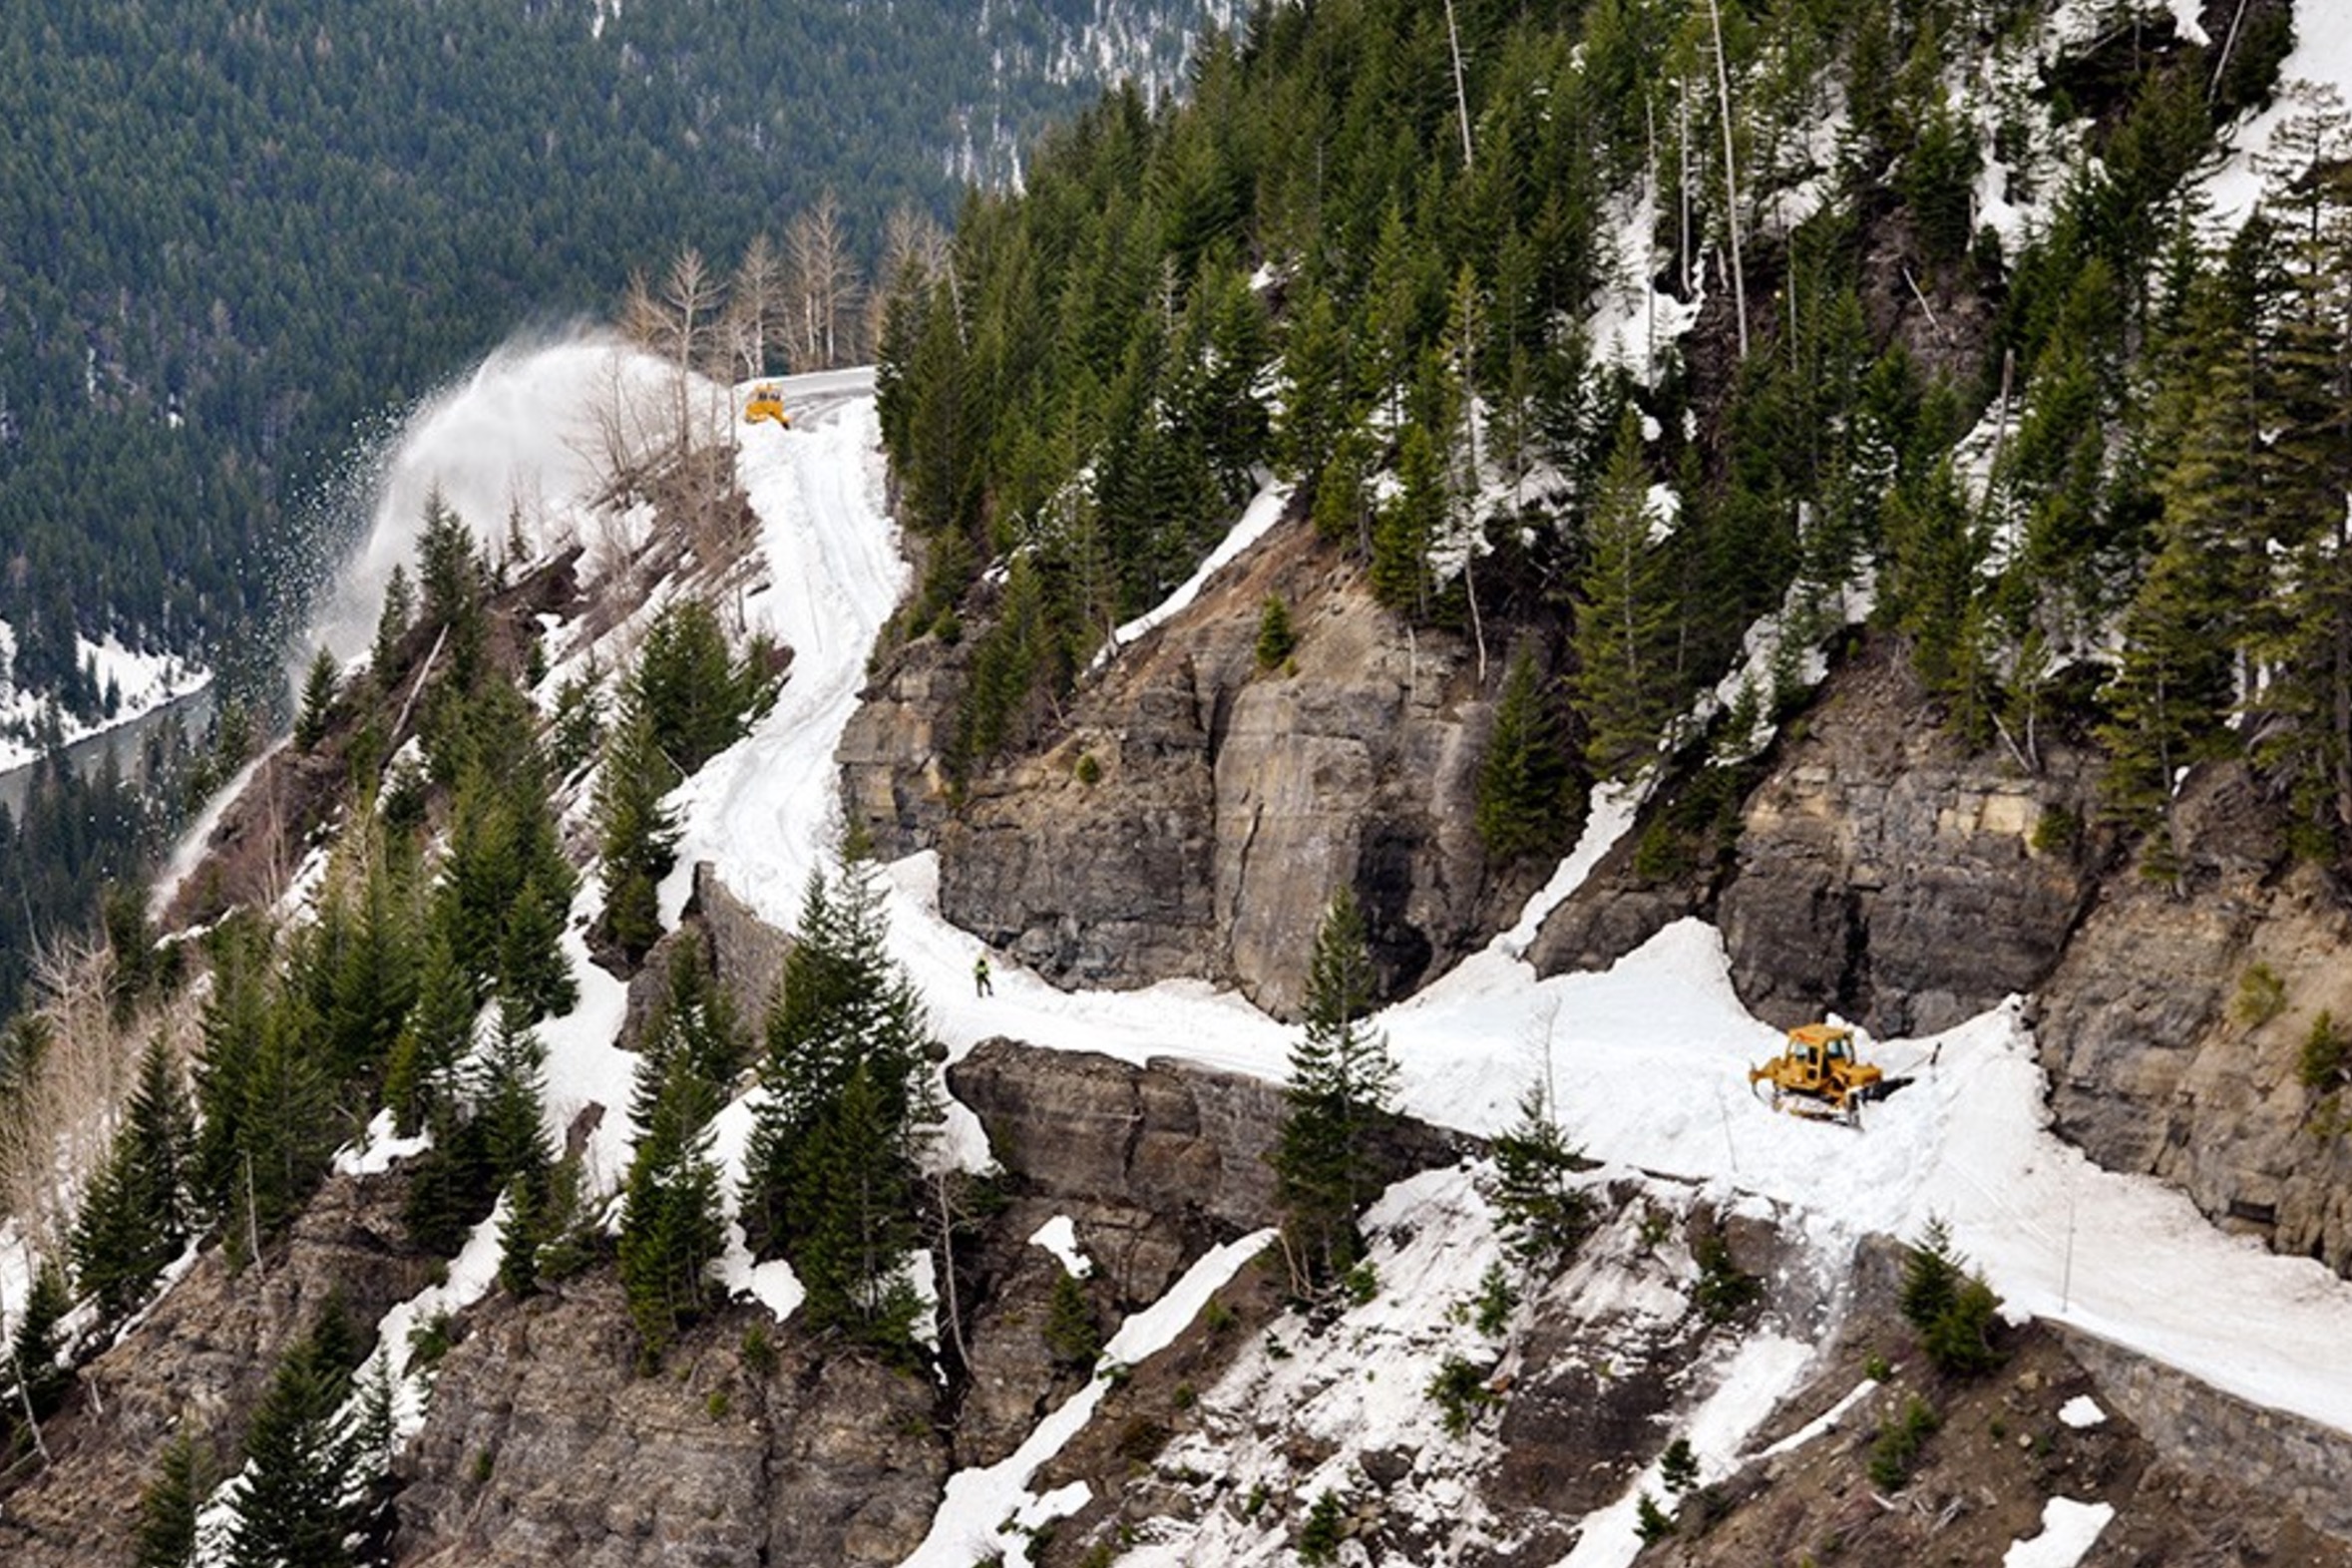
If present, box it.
[2204,2,2352,227]
[1094,477,1293,669]
[1028,1215,1093,1278]
[2004,1496,2117,1567]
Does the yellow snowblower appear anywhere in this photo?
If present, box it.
[1749,1023,1886,1127]
[743,383,792,428]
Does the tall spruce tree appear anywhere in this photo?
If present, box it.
[1571,413,1680,779]
[132,1431,211,1568]
[1476,645,1578,865]
[593,686,680,965]
[616,1047,726,1361]
[224,1306,364,1568]
[72,1037,196,1322]
[1272,889,1399,1291]
[739,851,940,1350]
[384,928,478,1136]
[293,648,341,752]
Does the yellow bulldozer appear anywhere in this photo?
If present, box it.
[743,383,792,428]
[1749,1022,1886,1127]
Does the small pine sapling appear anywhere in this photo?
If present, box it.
[1900,1218,2004,1376]
[1471,1261,1517,1337]
[1659,1435,1700,1494]
[1297,1489,1348,1565]
[1042,1271,1101,1369]
[1254,592,1298,671]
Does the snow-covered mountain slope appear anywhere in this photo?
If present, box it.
[617,360,2352,1559]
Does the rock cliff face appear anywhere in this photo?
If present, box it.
[1534,638,2102,1038]
[395,1279,947,1568]
[852,517,1506,1018]
[838,634,964,863]
[2031,765,2352,1272]
[1714,643,2101,1035]
[0,1172,442,1567]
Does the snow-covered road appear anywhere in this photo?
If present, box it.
[662,373,2352,1449]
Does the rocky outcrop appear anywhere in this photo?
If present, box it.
[1653,1312,2352,1566]
[949,1036,1469,1290]
[1715,639,2099,1035]
[395,1280,946,1567]
[0,1171,442,1567]
[928,520,1503,1017]
[944,1036,1472,1468]
[1533,638,2101,1037]
[938,662,1226,995]
[838,634,964,862]
[2031,765,2352,1272]
[689,861,792,1021]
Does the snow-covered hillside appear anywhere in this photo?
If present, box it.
[671,376,2352,1451]
[0,623,208,776]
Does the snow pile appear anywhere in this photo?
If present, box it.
[2004,1495,2117,1567]
[1585,180,1703,391]
[1028,1215,1094,1278]
[2059,1393,2107,1429]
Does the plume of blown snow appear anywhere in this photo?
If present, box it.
[303,331,728,672]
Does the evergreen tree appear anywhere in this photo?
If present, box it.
[1476,646,1578,866]
[133,1431,211,1568]
[8,1259,73,1419]
[320,841,420,1084]
[73,1037,196,1321]
[1899,1218,2003,1376]
[1483,1080,1589,1270]
[224,1307,363,1568]
[1041,1269,1100,1368]
[497,870,578,1022]
[1254,593,1299,672]
[633,597,776,776]
[1883,459,1990,717]
[791,1061,927,1350]
[634,939,749,1132]
[1272,889,1399,1290]
[193,919,274,1222]
[1571,413,1680,779]
[416,489,487,674]
[1372,421,1444,615]
[474,1004,555,1196]
[616,1048,726,1361]
[293,648,341,752]
[739,851,941,1351]
[593,687,680,965]
[234,987,338,1253]
[371,564,416,682]
[384,928,478,1136]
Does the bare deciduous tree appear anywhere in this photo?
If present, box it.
[723,232,787,380]
[784,191,864,370]
[868,203,952,353]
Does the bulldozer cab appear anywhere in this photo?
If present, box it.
[1786,1023,1847,1085]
